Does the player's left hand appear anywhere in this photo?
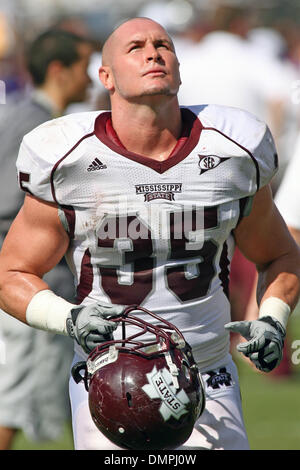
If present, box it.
[224,316,286,372]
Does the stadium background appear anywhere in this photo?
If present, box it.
[1,0,300,450]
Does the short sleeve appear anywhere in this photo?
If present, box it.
[16,112,99,205]
[16,135,55,203]
[196,104,279,193]
[253,125,278,189]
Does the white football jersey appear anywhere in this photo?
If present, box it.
[16,104,278,371]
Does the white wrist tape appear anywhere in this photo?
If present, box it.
[25,289,75,335]
[259,297,291,330]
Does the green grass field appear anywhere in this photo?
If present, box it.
[237,356,300,450]
[11,313,300,451]
[241,311,300,450]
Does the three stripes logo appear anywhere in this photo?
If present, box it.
[87,158,107,172]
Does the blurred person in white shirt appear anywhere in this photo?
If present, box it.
[178,4,299,190]
[178,4,300,346]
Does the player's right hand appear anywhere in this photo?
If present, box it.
[66,302,126,353]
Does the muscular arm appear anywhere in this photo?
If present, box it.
[233,184,300,312]
[0,194,70,323]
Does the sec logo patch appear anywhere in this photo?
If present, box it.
[198,155,229,175]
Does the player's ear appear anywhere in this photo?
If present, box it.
[178,59,182,86]
[99,66,114,92]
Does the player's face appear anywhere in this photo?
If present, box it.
[101,20,181,101]
[62,42,92,104]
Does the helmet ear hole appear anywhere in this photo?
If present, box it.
[181,361,191,381]
[126,392,133,408]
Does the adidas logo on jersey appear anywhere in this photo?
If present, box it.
[87,158,107,172]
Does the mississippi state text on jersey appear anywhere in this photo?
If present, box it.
[16,104,278,370]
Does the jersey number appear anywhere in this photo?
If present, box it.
[95,208,219,305]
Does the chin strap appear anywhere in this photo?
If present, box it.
[71,361,89,391]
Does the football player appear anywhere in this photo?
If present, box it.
[0,17,299,450]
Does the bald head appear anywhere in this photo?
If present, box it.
[101,17,175,67]
[99,16,181,103]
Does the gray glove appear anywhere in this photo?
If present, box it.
[66,302,126,353]
[224,316,286,372]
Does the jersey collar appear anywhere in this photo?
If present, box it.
[94,107,203,174]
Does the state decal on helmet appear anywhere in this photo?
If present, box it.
[71,305,206,450]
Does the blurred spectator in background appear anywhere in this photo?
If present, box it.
[53,15,110,112]
[276,134,300,246]
[0,28,93,450]
[0,5,27,98]
[137,0,210,57]
[174,3,300,335]
[178,3,299,193]
[272,17,300,72]
[247,24,300,192]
